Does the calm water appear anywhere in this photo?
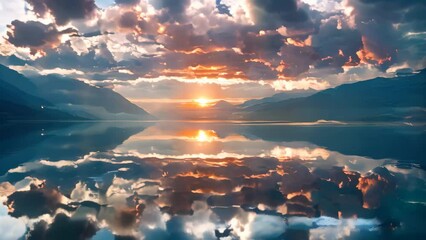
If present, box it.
[0,121,425,240]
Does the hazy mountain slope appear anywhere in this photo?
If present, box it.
[240,90,316,108]
[0,72,80,121]
[244,70,426,121]
[0,64,37,93]
[30,75,155,120]
[0,64,155,120]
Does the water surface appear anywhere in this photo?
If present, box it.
[0,121,425,239]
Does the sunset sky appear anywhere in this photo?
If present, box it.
[0,0,425,110]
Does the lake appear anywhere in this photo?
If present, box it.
[0,121,425,240]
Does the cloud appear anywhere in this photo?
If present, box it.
[247,0,314,32]
[0,0,425,99]
[357,167,396,209]
[0,204,26,240]
[26,213,98,240]
[6,20,77,54]
[6,185,64,218]
[271,77,330,91]
[115,0,140,5]
[312,17,363,71]
[345,0,426,69]
[0,215,26,240]
[149,0,191,22]
[0,143,422,239]
[25,0,97,25]
[119,11,139,29]
[160,23,209,51]
[249,215,286,239]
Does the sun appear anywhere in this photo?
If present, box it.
[195,98,209,107]
[195,130,218,142]
[196,130,209,142]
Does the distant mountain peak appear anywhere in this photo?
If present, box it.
[213,100,235,109]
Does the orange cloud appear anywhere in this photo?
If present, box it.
[161,65,247,79]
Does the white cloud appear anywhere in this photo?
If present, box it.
[249,215,286,239]
[0,204,26,240]
[271,78,331,91]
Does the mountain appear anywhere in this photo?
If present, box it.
[240,90,316,108]
[0,64,155,120]
[30,75,155,120]
[0,67,80,121]
[243,70,426,122]
[212,100,237,110]
[0,121,152,176]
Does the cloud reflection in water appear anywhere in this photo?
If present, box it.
[0,122,425,239]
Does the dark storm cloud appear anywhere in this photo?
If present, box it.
[247,0,315,33]
[6,20,77,52]
[6,185,63,218]
[206,24,242,48]
[244,61,278,80]
[240,31,284,55]
[161,23,208,51]
[119,11,139,29]
[312,18,362,71]
[347,0,426,68]
[27,213,98,240]
[279,45,318,77]
[25,0,97,25]
[81,30,114,38]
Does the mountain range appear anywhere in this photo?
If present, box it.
[241,69,426,122]
[240,90,317,108]
[0,64,154,121]
[1,63,425,122]
[188,70,425,122]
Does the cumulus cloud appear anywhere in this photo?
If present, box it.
[0,215,26,240]
[248,0,308,26]
[0,142,420,239]
[345,0,426,69]
[0,0,424,99]
[25,0,97,25]
[6,20,77,54]
[26,213,98,240]
[6,185,64,218]
[249,215,286,239]
[0,204,26,240]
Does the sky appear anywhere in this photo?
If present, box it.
[0,0,425,107]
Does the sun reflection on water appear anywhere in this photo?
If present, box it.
[195,130,218,142]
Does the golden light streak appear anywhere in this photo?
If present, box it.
[177,172,229,181]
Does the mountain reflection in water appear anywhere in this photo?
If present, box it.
[0,121,425,240]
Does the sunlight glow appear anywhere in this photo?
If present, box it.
[195,98,210,107]
[195,130,218,142]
